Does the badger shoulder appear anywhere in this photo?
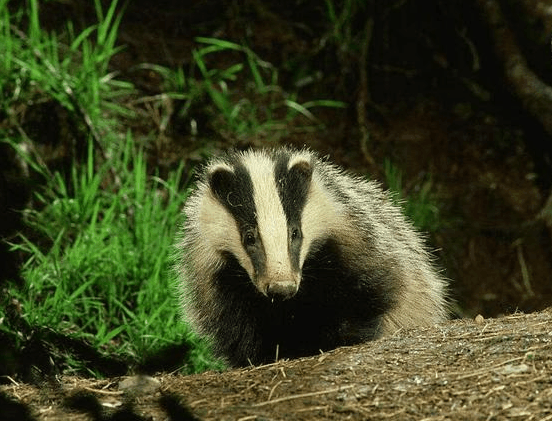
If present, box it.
[306,156,448,329]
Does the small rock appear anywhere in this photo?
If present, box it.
[118,375,161,395]
[494,364,530,376]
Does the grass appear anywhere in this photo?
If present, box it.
[323,0,367,50]
[384,159,441,233]
[3,134,222,375]
[0,0,133,142]
[0,0,225,376]
[140,37,346,141]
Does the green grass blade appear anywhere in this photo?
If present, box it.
[195,36,244,52]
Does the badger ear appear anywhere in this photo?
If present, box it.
[208,165,235,203]
[284,158,312,209]
[288,158,313,183]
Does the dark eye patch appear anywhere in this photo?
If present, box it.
[207,156,266,277]
[274,152,313,271]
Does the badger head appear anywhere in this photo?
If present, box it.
[199,150,315,301]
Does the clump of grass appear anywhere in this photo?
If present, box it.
[323,0,368,50]
[0,0,133,147]
[4,135,222,375]
[140,37,346,141]
[384,160,441,233]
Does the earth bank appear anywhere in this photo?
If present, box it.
[2,308,551,420]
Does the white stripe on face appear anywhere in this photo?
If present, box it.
[241,151,295,284]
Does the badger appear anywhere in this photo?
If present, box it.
[174,147,448,367]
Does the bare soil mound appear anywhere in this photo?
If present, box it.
[2,308,551,420]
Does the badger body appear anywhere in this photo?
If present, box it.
[175,147,448,366]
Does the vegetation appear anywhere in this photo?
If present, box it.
[0,0,132,141]
[2,135,223,376]
[0,0,221,376]
[141,36,346,142]
[384,160,440,233]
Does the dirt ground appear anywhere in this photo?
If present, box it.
[2,308,551,421]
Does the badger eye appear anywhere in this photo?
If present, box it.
[291,228,300,240]
[244,231,256,247]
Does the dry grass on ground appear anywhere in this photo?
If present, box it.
[2,308,552,420]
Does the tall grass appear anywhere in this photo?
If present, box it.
[140,37,346,140]
[4,135,221,375]
[384,160,440,233]
[0,0,226,376]
[0,0,133,142]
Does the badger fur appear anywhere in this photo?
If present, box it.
[175,147,448,366]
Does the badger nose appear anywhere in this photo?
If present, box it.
[266,282,297,300]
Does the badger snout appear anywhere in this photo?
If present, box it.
[258,259,300,300]
[266,281,298,300]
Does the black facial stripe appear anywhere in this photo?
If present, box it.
[209,161,256,229]
[208,157,266,277]
[274,153,312,224]
[275,151,313,271]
